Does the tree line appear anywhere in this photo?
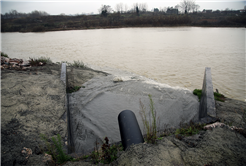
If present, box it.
[1,10,49,19]
[98,0,200,17]
[1,0,200,19]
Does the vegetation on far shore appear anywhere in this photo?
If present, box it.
[1,11,246,32]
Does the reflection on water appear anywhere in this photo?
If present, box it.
[2,27,245,101]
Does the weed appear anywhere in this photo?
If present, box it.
[214,92,226,102]
[90,137,123,164]
[175,121,206,137]
[193,89,225,102]
[67,86,81,93]
[70,60,87,68]
[40,133,57,160]
[56,60,87,68]
[193,89,202,101]
[159,124,176,137]
[139,94,158,144]
[40,133,73,164]
[51,134,73,164]
[29,57,52,66]
[1,52,9,58]
[82,155,90,159]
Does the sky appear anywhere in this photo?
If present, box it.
[1,0,246,15]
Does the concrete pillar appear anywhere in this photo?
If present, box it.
[199,67,216,119]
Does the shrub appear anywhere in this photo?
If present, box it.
[29,56,52,66]
[40,134,74,164]
[90,137,123,164]
[67,86,83,93]
[51,134,73,164]
[175,121,206,137]
[70,60,87,68]
[193,89,225,102]
[1,52,9,58]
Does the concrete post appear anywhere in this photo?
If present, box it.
[199,67,216,119]
[61,63,74,153]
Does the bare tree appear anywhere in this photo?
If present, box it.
[132,3,139,13]
[115,3,124,13]
[194,4,200,12]
[131,3,148,13]
[178,0,197,14]
[10,10,18,18]
[98,5,112,17]
[139,3,148,12]
[29,10,49,17]
[124,4,129,13]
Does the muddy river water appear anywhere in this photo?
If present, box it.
[2,27,245,101]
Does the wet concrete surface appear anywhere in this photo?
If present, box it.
[69,74,200,154]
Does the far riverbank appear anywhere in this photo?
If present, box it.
[1,13,246,32]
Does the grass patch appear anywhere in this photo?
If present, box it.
[139,94,158,144]
[40,134,74,164]
[70,60,87,68]
[56,60,87,68]
[67,86,83,93]
[175,121,206,137]
[193,89,226,102]
[29,56,52,66]
[1,52,9,58]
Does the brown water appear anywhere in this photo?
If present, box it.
[1,27,245,101]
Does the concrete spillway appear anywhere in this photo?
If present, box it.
[68,74,200,154]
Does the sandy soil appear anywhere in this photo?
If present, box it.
[1,64,107,166]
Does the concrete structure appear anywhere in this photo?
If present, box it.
[61,63,74,153]
[199,67,216,119]
[69,74,200,153]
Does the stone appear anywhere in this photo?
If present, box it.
[35,146,42,155]
[43,153,55,166]
[113,76,123,82]
[199,67,216,119]
[110,127,246,166]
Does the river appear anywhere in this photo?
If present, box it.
[1,27,245,101]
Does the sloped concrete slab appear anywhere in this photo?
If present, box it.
[69,75,199,153]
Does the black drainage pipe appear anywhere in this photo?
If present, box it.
[118,110,144,150]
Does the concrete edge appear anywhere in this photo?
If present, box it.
[61,63,75,153]
[199,67,216,119]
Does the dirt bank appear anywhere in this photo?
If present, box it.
[1,64,107,166]
[63,98,246,166]
[1,63,246,166]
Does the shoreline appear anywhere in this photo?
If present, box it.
[1,24,246,33]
